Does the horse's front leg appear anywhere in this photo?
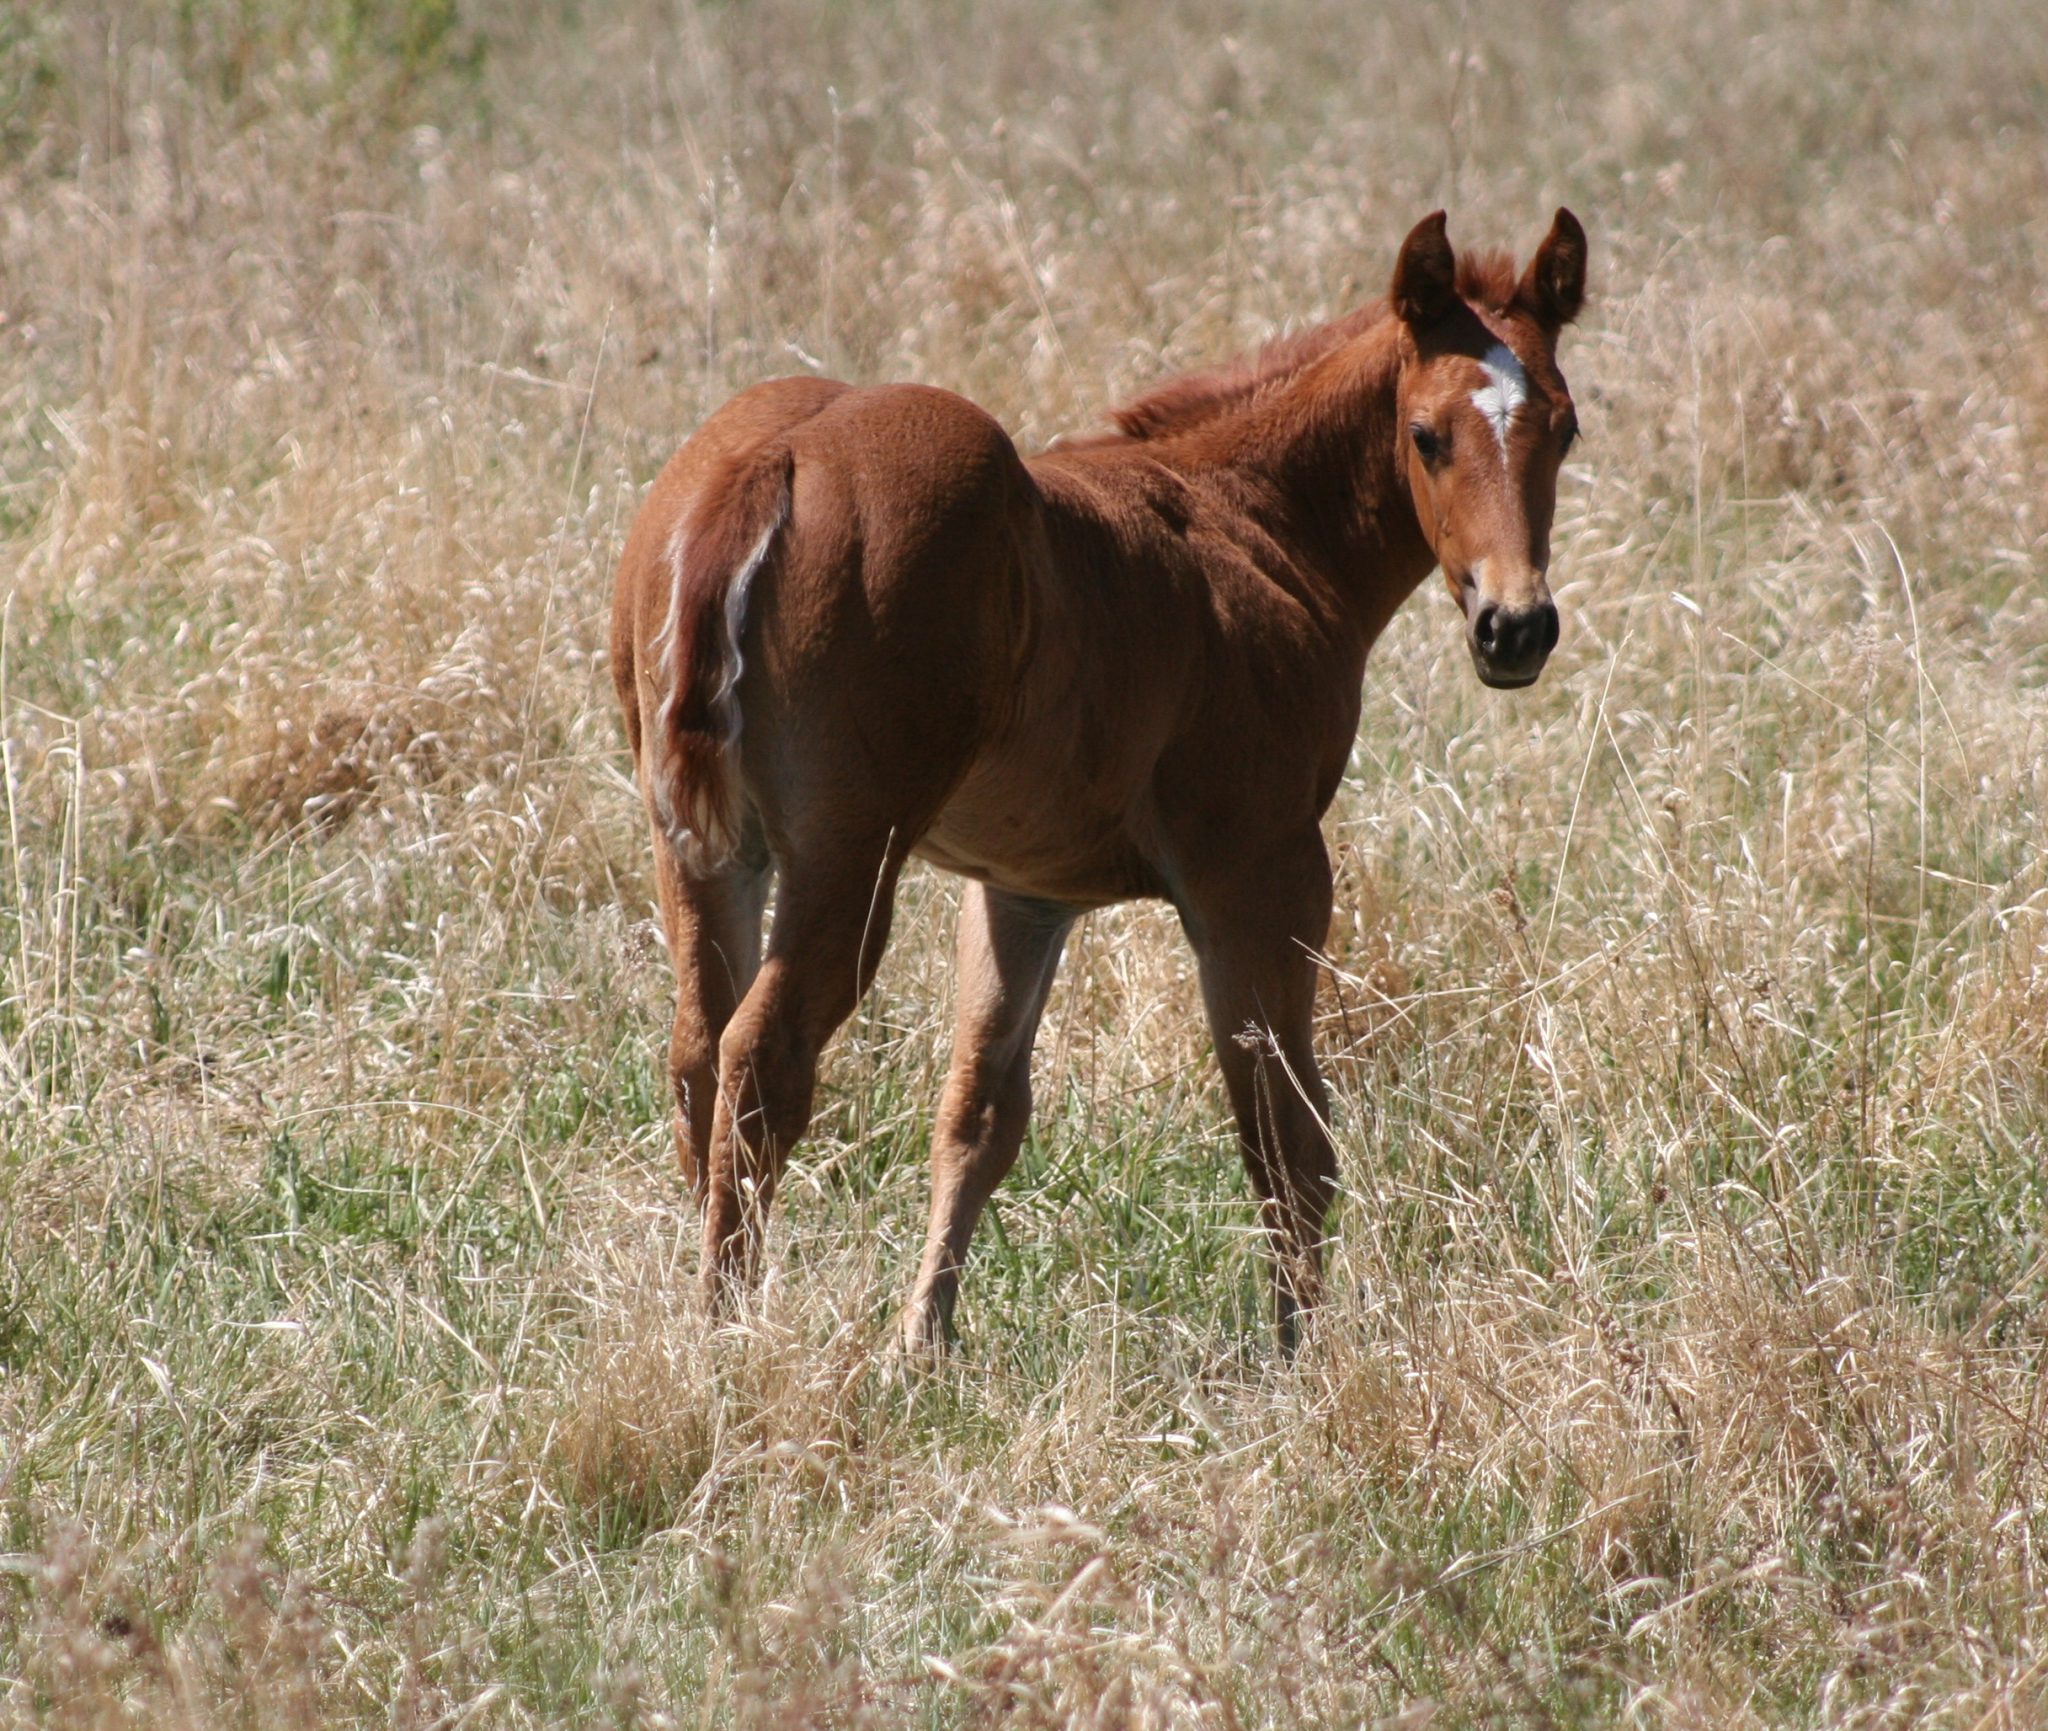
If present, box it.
[1179,833,1339,1351]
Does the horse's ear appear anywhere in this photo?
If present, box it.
[1517,207,1587,329]
[1390,210,1458,329]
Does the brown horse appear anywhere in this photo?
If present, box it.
[611,209,1587,1351]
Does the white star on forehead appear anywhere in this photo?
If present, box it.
[1470,342,1528,457]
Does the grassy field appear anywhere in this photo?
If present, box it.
[4,0,2047,1723]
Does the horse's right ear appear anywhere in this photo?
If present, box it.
[1390,211,1458,329]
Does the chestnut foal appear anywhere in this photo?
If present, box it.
[611,210,1587,1351]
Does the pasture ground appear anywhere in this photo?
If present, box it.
[4,1,2047,1723]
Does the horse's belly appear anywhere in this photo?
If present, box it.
[915,782,1167,907]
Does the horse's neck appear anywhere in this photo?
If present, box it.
[1198,328,1438,654]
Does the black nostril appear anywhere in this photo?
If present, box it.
[1475,602,1558,669]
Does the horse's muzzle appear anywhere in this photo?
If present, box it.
[1468,598,1559,689]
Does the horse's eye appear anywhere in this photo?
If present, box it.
[1410,424,1443,463]
[1559,416,1580,456]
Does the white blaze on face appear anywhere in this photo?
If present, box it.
[1470,342,1529,460]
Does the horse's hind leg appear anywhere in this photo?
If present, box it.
[902,886,1073,1355]
[700,837,906,1308]
[652,835,769,1205]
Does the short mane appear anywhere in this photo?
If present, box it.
[1095,305,1384,444]
[1081,246,1524,447]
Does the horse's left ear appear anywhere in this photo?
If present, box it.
[1517,207,1587,329]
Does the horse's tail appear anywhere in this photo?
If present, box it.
[644,446,793,872]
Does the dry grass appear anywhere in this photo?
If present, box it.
[4,0,2047,1723]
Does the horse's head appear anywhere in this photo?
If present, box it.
[1390,209,1586,690]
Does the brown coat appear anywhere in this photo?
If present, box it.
[611,210,1588,1349]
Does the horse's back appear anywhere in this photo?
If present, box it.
[749,380,1039,686]
[790,385,1044,630]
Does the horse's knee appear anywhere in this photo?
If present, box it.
[935,1054,1031,1156]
